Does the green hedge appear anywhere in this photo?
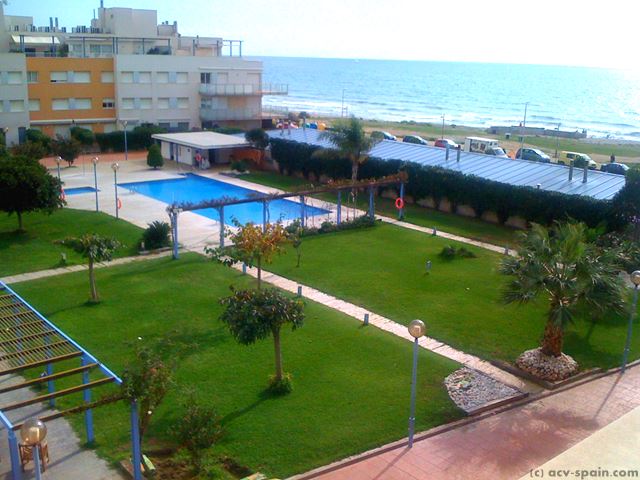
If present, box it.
[95,124,167,152]
[269,137,635,229]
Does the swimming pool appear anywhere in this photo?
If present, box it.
[119,174,330,225]
[64,186,98,195]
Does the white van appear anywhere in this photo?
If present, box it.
[464,137,501,154]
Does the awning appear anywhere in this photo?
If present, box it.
[11,34,61,45]
[152,131,249,150]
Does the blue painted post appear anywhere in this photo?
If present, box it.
[262,200,267,232]
[368,186,374,220]
[398,183,405,220]
[336,191,342,225]
[93,160,99,212]
[242,263,247,274]
[130,401,142,480]
[45,332,55,407]
[364,313,369,325]
[171,210,179,260]
[82,356,94,444]
[219,206,225,247]
[8,430,22,480]
[297,286,302,297]
[445,144,450,161]
[300,196,306,228]
[33,446,42,480]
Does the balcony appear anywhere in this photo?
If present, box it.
[200,107,261,121]
[199,83,288,97]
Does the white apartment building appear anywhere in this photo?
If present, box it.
[0,53,29,145]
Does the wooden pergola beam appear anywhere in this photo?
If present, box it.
[0,310,32,322]
[0,340,70,363]
[0,351,82,376]
[0,318,44,332]
[0,330,57,348]
[0,363,98,395]
[1,377,115,412]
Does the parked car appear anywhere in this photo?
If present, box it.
[558,151,598,169]
[484,146,509,157]
[402,135,429,146]
[600,162,629,175]
[434,139,459,149]
[515,148,552,163]
[464,136,500,154]
[371,131,397,141]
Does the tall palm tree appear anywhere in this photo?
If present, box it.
[500,222,626,358]
[319,116,379,184]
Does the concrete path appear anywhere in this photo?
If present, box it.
[235,264,540,394]
[0,374,123,480]
[294,364,640,480]
[0,250,174,285]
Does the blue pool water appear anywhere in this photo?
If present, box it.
[64,186,98,195]
[119,174,330,225]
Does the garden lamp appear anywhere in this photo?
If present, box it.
[622,270,640,373]
[112,162,120,219]
[407,319,426,448]
[92,157,99,212]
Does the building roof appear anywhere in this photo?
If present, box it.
[152,131,249,150]
[266,128,626,200]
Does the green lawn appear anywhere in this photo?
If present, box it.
[0,209,143,276]
[241,170,519,246]
[14,253,462,478]
[265,223,638,369]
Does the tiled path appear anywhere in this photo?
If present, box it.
[295,364,640,480]
[235,264,540,394]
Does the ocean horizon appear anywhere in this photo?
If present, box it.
[257,56,640,141]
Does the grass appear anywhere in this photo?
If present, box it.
[241,170,519,246]
[14,253,462,478]
[0,209,143,276]
[265,223,639,370]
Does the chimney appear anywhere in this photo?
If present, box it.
[55,17,58,28]
[49,17,53,28]
[445,144,450,161]
[582,164,588,183]
[100,0,104,8]
[568,162,574,181]
[456,145,461,162]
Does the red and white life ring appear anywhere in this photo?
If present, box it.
[395,197,404,210]
[117,198,122,210]
[60,189,66,201]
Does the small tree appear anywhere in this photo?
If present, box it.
[122,337,175,449]
[0,155,63,231]
[207,220,289,289]
[52,135,82,167]
[70,126,95,151]
[146,144,164,169]
[58,234,120,302]
[171,392,223,473]
[244,128,269,164]
[10,141,47,161]
[220,287,304,393]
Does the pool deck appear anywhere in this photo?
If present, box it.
[59,159,344,252]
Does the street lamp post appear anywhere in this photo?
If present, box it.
[112,162,120,219]
[92,157,99,212]
[55,156,62,182]
[519,102,529,154]
[441,114,445,139]
[121,120,129,162]
[407,319,426,448]
[554,123,561,159]
[622,270,640,373]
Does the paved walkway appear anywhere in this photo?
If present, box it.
[0,250,174,285]
[235,264,540,394]
[294,363,640,480]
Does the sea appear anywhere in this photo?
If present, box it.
[257,56,640,141]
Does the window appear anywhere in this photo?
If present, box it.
[157,98,169,109]
[75,98,92,110]
[177,97,189,109]
[103,123,117,133]
[7,72,22,84]
[158,122,170,130]
[101,71,114,83]
[73,71,91,83]
[138,71,151,83]
[121,98,134,110]
[54,125,70,137]
[28,99,40,111]
[89,44,113,57]
[9,100,24,112]
[200,72,211,84]
[176,72,188,84]
[27,71,38,83]
[156,72,169,83]
[52,98,70,110]
[50,71,68,83]
[102,98,115,109]
[140,98,152,110]
[120,71,133,83]
[177,122,189,131]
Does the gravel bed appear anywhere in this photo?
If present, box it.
[444,367,521,413]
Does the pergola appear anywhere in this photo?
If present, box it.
[167,173,408,259]
[0,281,142,480]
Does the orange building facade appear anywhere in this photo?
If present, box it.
[26,57,117,137]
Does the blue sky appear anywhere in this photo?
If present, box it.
[4,0,636,68]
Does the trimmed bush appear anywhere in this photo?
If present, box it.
[141,221,171,250]
[146,144,164,169]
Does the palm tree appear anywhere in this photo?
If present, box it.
[500,222,626,359]
[319,116,379,184]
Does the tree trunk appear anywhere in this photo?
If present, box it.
[88,261,99,302]
[541,320,564,357]
[351,161,358,184]
[272,327,283,382]
[16,211,23,231]
[257,256,262,290]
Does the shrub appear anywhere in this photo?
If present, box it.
[267,372,293,395]
[70,126,95,149]
[439,245,477,260]
[172,393,224,472]
[230,159,249,173]
[51,136,81,167]
[146,144,164,169]
[25,129,51,154]
[141,221,171,250]
[10,141,47,161]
